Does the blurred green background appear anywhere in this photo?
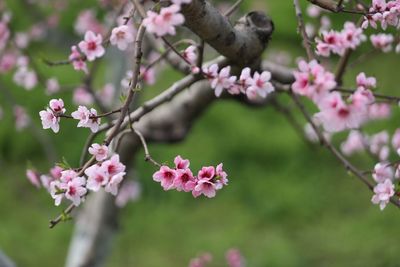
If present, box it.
[1,0,400,266]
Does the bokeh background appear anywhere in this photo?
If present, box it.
[1,0,400,266]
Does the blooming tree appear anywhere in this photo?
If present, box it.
[1,0,400,266]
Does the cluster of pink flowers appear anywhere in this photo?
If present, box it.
[316,22,366,57]
[152,156,228,198]
[292,60,378,132]
[39,99,100,133]
[12,57,38,90]
[142,0,191,37]
[371,162,397,210]
[340,130,394,160]
[370,33,395,52]
[69,30,105,72]
[362,0,400,30]
[27,147,126,207]
[203,64,275,100]
[84,154,126,196]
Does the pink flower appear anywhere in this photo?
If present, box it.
[105,172,126,196]
[153,166,178,190]
[73,87,94,106]
[74,9,104,35]
[226,248,245,267]
[13,67,37,90]
[26,169,41,188]
[340,130,367,156]
[0,52,16,73]
[39,108,60,133]
[183,45,197,65]
[50,165,63,179]
[210,66,237,97]
[143,5,185,37]
[139,66,156,85]
[96,83,115,107]
[341,22,366,49]
[85,164,109,191]
[371,179,395,210]
[193,179,217,198]
[115,180,141,208]
[64,176,87,206]
[174,155,190,169]
[246,71,274,100]
[89,143,108,161]
[356,72,376,90]
[49,98,66,115]
[174,168,196,192]
[369,131,389,160]
[14,105,30,131]
[50,180,65,206]
[198,166,215,180]
[46,78,60,95]
[215,163,228,189]
[370,33,394,52]
[0,21,10,50]
[69,45,88,73]
[373,162,393,183]
[368,103,391,120]
[202,63,219,80]
[78,31,105,61]
[316,30,345,57]
[110,25,135,51]
[60,169,78,183]
[101,155,126,177]
[292,60,336,102]
[71,106,100,132]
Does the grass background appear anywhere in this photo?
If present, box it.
[1,0,400,266]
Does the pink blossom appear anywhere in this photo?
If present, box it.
[202,63,219,80]
[13,67,37,90]
[78,31,105,61]
[174,168,196,192]
[356,72,376,90]
[215,163,228,189]
[115,180,141,208]
[368,103,391,120]
[0,52,16,73]
[183,45,197,65]
[26,169,41,188]
[69,45,88,73]
[110,25,135,51]
[50,166,63,179]
[49,98,66,115]
[64,176,87,206]
[174,155,190,169]
[340,130,367,156]
[88,143,108,161]
[226,248,245,267]
[371,179,395,210]
[50,180,65,206]
[373,162,393,183]
[85,164,109,191]
[292,60,336,102]
[71,106,100,133]
[235,67,252,93]
[341,22,366,50]
[96,83,115,107]
[143,5,185,37]
[370,33,394,52]
[210,66,237,97]
[153,166,178,190]
[246,71,274,100]
[105,172,126,195]
[73,87,94,106]
[75,9,104,35]
[369,131,389,160]
[198,166,215,180]
[46,78,60,95]
[307,5,322,18]
[14,105,30,131]
[193,179,217,198]
[39,108,60,133]
[316,30,345,57]
[101,155,126,176]
[15,32,30,49]
[139,66,156,85]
